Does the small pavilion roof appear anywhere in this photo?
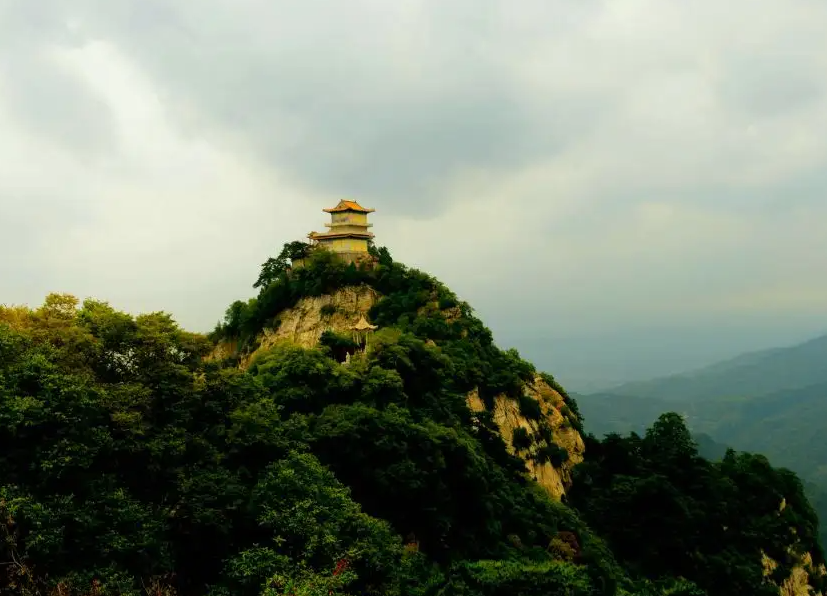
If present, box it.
[323,199,375,214]
[351,315,378,331]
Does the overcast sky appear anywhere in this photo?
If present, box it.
[2,1,826,389]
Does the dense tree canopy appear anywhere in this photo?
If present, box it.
[568,413,826,596]
[1,243,823,596]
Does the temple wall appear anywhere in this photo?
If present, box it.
[318,237,369,253]
[326,224,370,235]
[331,212,368,225]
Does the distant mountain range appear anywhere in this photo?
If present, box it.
[574,332,827,545]
[600,333,827,402]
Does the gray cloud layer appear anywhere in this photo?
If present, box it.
[2,0,826,385]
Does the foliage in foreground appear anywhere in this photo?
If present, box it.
[0,244,823,596]
[568,413,827,596]
[0,290,619,595]
[576,380,827,549]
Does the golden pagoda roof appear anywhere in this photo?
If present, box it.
[323,199,375,214]
[351,315,378,331]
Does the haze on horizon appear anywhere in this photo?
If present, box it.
[2,1,826,391]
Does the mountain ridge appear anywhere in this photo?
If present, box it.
[602,332,827,401]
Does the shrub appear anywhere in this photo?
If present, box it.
[536,443,570,467]
[536,423,554,445]
[438,294,459,310]
[518,394,543,421]
[440,559,594,596]
[512,427,534,452]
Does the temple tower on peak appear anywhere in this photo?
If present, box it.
[307,199,375,264]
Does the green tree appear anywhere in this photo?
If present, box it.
[254,241,311,289]
[568,413,820,596]
[216,452,402,596]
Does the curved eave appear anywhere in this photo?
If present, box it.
[308,231,375,240]
[322,207,376,214]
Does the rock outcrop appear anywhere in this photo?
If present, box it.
[763,551,825,596]
[208,285,380,368]
[759,497,827,596]
[264,284,379,350]
[466,377,585,499]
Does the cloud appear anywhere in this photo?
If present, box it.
[2,0,826,380]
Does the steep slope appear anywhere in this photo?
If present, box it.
[465,380,585,500]
[206,241,826,596]
[606,333,827,401]
[210,261,586,501]
[208,284,380,367]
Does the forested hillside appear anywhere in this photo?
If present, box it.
[1,243,824,596]
[576,345,827,551]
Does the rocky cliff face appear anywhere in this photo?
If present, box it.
[466,378,585,500]
[208,285,380,368]
[210,285,586,499]
[263,284,379,350]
